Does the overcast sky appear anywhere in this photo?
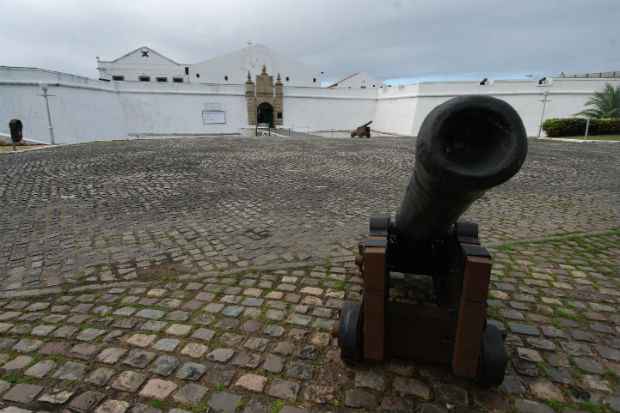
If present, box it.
[1,0,619,83]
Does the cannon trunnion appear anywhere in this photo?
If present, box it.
[337,96,528,387]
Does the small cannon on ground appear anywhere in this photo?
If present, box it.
[9,119,23,151]
[337,95,527,386]
[351,121,372,138]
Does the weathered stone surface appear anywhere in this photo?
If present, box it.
[262,354,284,373]
[24,359,56,378]
[191,327,215,342]
[355,370,385,391]
[53,361,87,380]
[573,357,605,374]
[3,355,32,371]
[0,139,619,413]
[127,333,156,347]
[38,388,74,404]
[181,342,208,358]
[140,378,178,399]
[207,348,235,362]
[95,400,130,413]
[435,384,468,406]
[111,370,146,392]
[267,379,300,401]
[235,373,267,392]
[393,377,431,400]
[176,362,206,381]
[76,328,105,341]
[208,392,242,413]
[151,355,180,376]
[87,367,116,386]
[345,389,377,408]
[514,399,554,413]
[173,383,208,405]
[153,338,180,352]
[2,383,43,403]
[529,380,566,401]
[13,338,43,353]
[0,380,10,395]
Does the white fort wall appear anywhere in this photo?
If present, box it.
[2,66,620,143]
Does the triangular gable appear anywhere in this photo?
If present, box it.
[101,46,180,65]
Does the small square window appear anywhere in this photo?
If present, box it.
[139,75,150,82]
[173,77,183,83]
[277,112,283,119]
[112,75,124,81]
[156,77,168,82]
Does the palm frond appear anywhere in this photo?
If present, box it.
[575,83,620,119]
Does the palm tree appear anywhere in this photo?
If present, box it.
[576,83,620,119]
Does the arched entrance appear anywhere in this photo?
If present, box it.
[257,102,274,127]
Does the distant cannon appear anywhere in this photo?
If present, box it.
[337,96,528,387]
[351,121,372,138]
[9,119,23,151]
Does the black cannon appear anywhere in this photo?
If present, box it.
[338,95,527,386]
[351,121,372,138]
[9,119,23,151]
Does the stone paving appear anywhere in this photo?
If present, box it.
[0,136,618,412]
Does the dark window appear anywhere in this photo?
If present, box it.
[185,66,189,75]
[285,76,290,82]
[112,75,124,81]
[141,50,149,57]
[372,84,376,87]
[225,75,228,81]
[173,77,183,83]
[277,112,283,119]
[139,75,150,82]
[196,73,200,78]
[313,78,316,83]
[156,77,168,82]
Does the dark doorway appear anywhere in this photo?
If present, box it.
[257,102,274,127]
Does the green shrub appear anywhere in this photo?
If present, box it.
[542,117,620,137]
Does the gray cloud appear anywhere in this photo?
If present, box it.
[1,0,618,81]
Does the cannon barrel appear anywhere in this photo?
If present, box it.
[394,95,527,245]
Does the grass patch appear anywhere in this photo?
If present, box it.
[270,400,285,413]
[1,372,35,384]
[332,280,346,291]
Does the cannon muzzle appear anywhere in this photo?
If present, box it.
[395,95,527,244]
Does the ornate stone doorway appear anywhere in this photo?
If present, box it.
[257,102,274,127]
[245,65,283,127]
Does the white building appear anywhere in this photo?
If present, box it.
[97,44,323,87]
[2,44,620,144]
[97,47,187,83]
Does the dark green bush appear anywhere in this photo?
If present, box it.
[542,118,620,137]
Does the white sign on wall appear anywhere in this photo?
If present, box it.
[202,102,226,124]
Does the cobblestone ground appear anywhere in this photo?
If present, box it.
[0,136,618,412]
